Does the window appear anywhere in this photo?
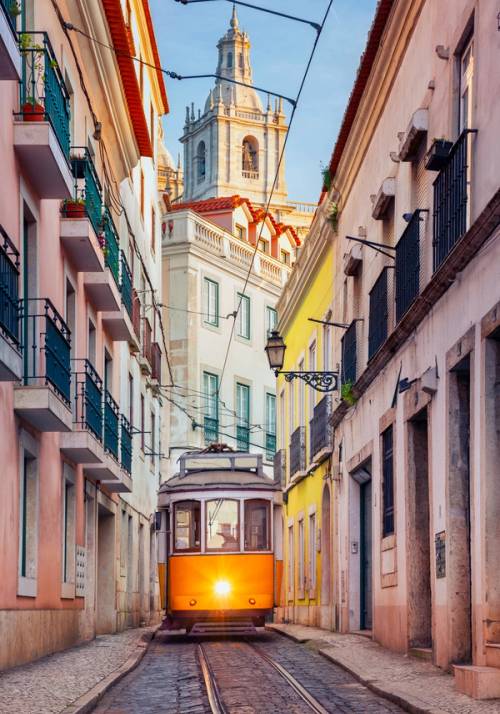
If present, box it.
[298,358,305,427]
[265,393,276,459]
[266,306,277,337]
[150,411,155,467]
[323,323,331,370]
[237,293,250,339]
[174,500,201,552]
[239,52,244,69]
[128,373,134,425]
[196,141,206,182]
[18,431,39,597]
[289,379,295,434]
[203,371,218,443]
[61,465,76,592]
[258,239,269,254]
[203,278,219,326]
[288,523,294,594]
[242,136,258,174]
[382,425,394,536]
[459,35,474,132]
[280,249,290,265]
[140,394,145,451]
[206,499,240,551]
[298,518,305,595]
[244,500,270,551]
[236,383,250,450]
[308,512,316,591]
[227,51,233,68]
[88,318,96,366]
[308,342,316,419]
[235,224,246,241]
[151,206,156,255]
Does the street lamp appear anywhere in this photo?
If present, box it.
[265,330,339,393]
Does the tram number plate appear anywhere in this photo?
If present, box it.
[435,531,446,578]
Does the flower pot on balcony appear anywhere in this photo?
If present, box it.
[21,101,44,121]
[62,200,86,219]
[425,139,453,171]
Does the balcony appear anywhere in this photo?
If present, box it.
[104,389,119,461]
[100,414,133,493]
[395,211,424,322]
[14,298,72,431]
[60,148,104,272]
[368,267,389,360]
[341,321,357,385]
[138,318,152,375]
[289,426,306,480]
[0,226,22,380]
[236,424,250,451]
[101,251,139,348]
[265,432,276,461]
[0,0,21,79]
[83,211,120,312]
[204,416,218,444]
[60,360,104,463]
[273,448,286,487]
[14,33,72,198]
[310,395,333,463]
[433,130,476,270]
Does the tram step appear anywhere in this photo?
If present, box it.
[190,621,257,636]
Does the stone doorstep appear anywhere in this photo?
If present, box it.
[61,630,156,714]
[454,665,500,701]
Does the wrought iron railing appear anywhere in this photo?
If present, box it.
[368,267,389,359]
[20,298,71,404]
[204,416,218,443]
[66,148,103,235]
[341,321,357,385]
[120,250,133,318]
[120,415,132,474]
[433,129,476,270]
[73,359,103,440]
[1,0,20,34]
[19,32,71,158]
[395,211,424,322]
[151,342,161,381]
[104,389,119,460]
[289,426,305,478]
[0,225,20,346]
[265,432,276,461]
[310,395,332,458]
[236,424,250,451]
[273,448,286,486]
[103,210,120,289]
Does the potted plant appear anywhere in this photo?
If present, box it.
[321,164,332,192]
[327,201,339,232]
[62,197,86,219]
[341,380,357,406]
[19,34,48,121]
[425,137,454,171]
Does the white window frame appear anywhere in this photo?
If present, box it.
[203,277,219,327]
[265,305,277,338]
[237,293,251,339]
[18,429,39,598]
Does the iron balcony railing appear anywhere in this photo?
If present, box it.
[120,251,133,318]
[433,129,477,270]
[204,416,218,444]
[19,32,71,158]
[20,298,71,404]
[104,389,120,460]
[310,395,332,459]
[289,425,306,478]
[395,210,424,322]
[273,448,286,487]
[236,424,250,451]
[265,432,276,461]
[73,359,103,440]
[120,415,132,474]
[0,225,20,347]
[341,320,357,385]
[368,267,389,360]
[1,0,20,34]
[67,147,103,235]
[151,342,161,381]
[103,210,120,289]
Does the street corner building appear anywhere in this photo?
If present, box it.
[0,0,168,669]
[275,0,500,700]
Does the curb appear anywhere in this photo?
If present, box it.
[61,630,156,714]
[267,625,447,714]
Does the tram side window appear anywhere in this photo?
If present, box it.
[206,499,240,551]
[174,500,201,552]
[244,499,270,551]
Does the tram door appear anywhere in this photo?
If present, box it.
[360,480,372,630]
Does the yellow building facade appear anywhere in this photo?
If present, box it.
[275,216,336,629]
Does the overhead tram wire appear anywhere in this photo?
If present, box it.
[216,0,335,398]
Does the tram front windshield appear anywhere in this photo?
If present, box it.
[206,499,239,551]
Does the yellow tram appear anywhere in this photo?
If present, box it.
[156,447,283,634]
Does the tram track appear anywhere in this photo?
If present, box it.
[197,640,329,714]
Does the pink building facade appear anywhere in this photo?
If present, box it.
[0,0,167,669]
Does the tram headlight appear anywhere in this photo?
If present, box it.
[214,579,231,596]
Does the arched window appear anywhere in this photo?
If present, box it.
[239,52,244,69]
[227,52,233,68]
[242,136,258,175]
[196,141,206,183]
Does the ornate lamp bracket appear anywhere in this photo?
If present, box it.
[275,370,339,393]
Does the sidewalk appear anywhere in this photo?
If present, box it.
[267,623,500,714]
[0,627,155,714]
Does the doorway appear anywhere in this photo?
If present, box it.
[448,355,472,663]
[360,479,372,630]
[407,408,432,649]
[96,504,115,634]
[321,485,331,607]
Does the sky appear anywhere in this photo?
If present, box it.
[149,0,378,203]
